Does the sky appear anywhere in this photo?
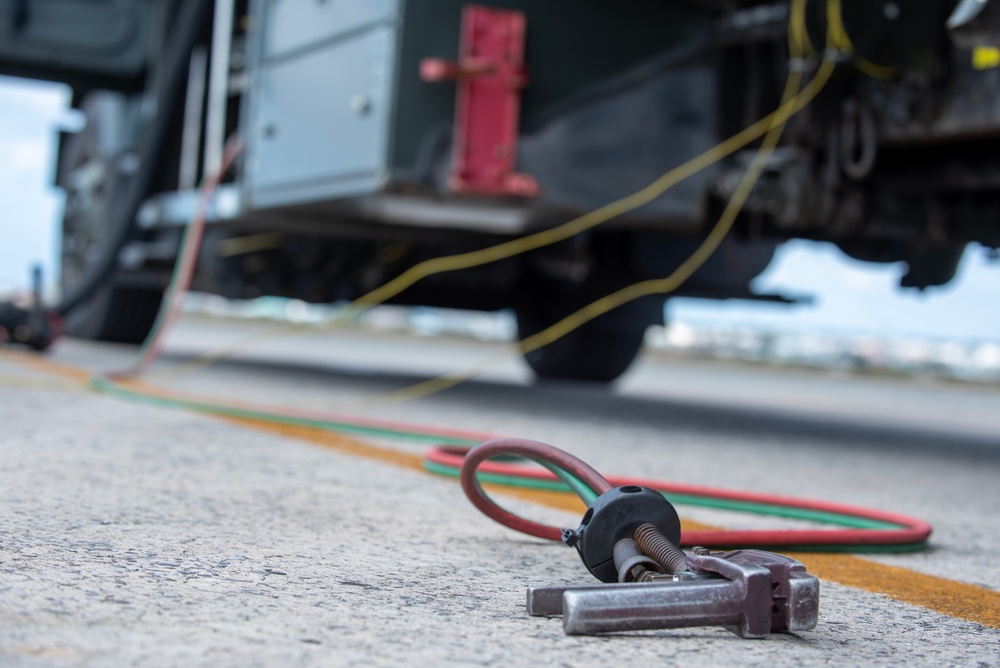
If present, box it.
[0,75,997,343]
[671,241,1000,343]
[0,76,68,296]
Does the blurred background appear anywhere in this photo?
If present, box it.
[1,1,998,384]
[2,73,997,383]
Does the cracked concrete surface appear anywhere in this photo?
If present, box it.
[1,324,999,666]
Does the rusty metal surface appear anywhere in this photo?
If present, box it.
[421,5,538,197]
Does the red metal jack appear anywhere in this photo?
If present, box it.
[421,5,539,198]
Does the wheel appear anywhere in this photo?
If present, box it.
[63,283,163,344]
[59,92,163,344]
[515,300,648,383]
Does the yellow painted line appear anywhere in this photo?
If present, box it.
[4,349,999,629]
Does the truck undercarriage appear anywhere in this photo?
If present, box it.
[2,0,997,380]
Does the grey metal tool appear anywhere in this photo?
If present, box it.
[527,548,819,638]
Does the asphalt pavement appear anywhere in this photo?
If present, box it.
[1,316,999,666]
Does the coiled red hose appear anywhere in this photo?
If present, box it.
[446,441,933,549]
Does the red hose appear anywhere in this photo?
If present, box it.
[459,438,612,541]
[443,443,933,548]
[110,136,244,379]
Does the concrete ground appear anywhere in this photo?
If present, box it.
[1,316,999,666]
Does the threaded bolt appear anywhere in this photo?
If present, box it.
[633,523,688,574]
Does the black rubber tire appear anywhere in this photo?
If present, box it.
[58,92,164,345]
[63,284,163,344]
[515,302,646,383]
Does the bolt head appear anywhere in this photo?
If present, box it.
[350,94,372,116]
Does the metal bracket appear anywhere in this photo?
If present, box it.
[420,4,539,198]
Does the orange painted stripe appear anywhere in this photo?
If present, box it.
[219,415,427,472]
[0,350,92,382]
[0,374,86,393]
[220,415,590,516]
[5,349,999,629]
[786,552,1000,628]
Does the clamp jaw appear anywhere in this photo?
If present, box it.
[532,486,820,638]
[528,548,819,638]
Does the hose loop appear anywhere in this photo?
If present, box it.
[840,99,878,180]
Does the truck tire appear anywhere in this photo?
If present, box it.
[58,92,163,344]
[63,284,162,344]
[515,302,647,383]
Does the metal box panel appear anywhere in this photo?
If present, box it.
[262,0,399,58]
[244,0,717,229]
[247,22,397,209]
